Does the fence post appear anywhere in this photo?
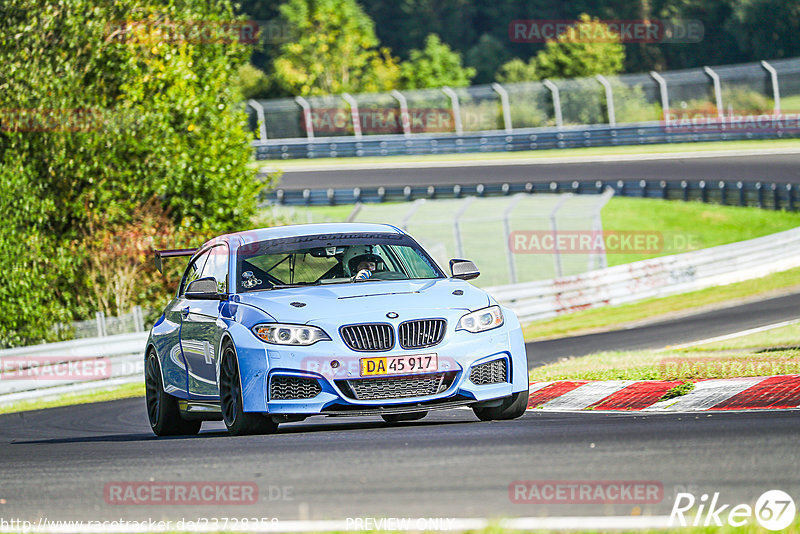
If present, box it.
[491,83,513,133]
[95,311,106,337]
[247,100,268,141]
[591,187,615,270]
[341,93,362,138]
[453,197,475,258]
[549,194,572,278]
[761,60,781,114]
[294,96,315,139]
[650,71,669,121]
[703,66,724,119]
[400,199,426,231]
[133,306,144,332]
[502,195,524,283]
[542,79,563,129]
[390,90,412,137]
[441,87,463,136]
[595,74,616,126]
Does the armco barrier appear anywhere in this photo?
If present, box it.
[265,178,797,211]
[486,227,800,322]
[253,121,800,161]
[0,332,147,403]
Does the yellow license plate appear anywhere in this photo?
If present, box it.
[360,353,438,377]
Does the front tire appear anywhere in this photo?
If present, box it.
[381,411,427,423]
[145,350,201,437]
[472,388,529,421]
[219,342,278,436]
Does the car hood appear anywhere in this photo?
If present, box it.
[235,278,491,324]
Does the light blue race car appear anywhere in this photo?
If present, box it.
[145,223,529,436]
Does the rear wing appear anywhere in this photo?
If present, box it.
[154,248,197,273]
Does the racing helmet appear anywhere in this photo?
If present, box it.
[342,245,373,276]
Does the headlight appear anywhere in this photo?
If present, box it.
[252,324,331,346]
[456,306,504,333]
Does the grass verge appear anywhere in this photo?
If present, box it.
[523,266,800,341]
[255,137,800,168]
[529,323,800,382]
[0,381,144,415]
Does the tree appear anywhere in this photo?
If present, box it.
[272,0,399,95]
[399,34,476,89]
[465,33,511,84]
[496,58,539,83]
[534,14,625,79]
[0,0,265,346]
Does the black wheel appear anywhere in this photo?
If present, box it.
[472,388,529,421]
[219,342,278,436]
[381,411,428,423]
[145,350,201,436]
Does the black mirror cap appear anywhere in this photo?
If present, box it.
[449,259,480,281]
[185,277,226,300]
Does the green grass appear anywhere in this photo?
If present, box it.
[602,198,800,266]
[0,381,144,415]
[523,266,800,341]
[690,321,800,351]
[529,321,800,382]
[659,381,696,401]
[254,137,800,168]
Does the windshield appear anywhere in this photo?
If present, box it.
[236,233,443,292]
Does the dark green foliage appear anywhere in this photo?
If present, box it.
[0,0,263,346]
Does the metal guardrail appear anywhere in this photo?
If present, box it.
[264,178,798,211]
[254,122,800,160]
[486,227,800,322]
[0,332,147,404]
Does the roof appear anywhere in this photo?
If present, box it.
[207,223,404,248]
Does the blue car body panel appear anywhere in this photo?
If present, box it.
[145,223,528,417]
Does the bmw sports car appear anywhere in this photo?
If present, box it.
[145,223,529,436]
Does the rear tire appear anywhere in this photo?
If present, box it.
[219,342,278,436]
[145,350,201,437]
[472,388,529,421]
[381,411,427,423]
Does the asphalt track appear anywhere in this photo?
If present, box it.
[0,403,798,522]
[525,291,800,368]
[274,152,800,189]
[1,293,798,524]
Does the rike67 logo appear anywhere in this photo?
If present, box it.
[671,490,796,530]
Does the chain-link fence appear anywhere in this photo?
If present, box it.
[249,57,800,141]
[53,306,148,340]
[350,191,613,287]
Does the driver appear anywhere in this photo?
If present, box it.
[348,253,383,280]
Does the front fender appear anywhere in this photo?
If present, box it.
[220,320,269,413]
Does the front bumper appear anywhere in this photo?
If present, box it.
[237,313,528,415]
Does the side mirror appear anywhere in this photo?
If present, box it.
[449,259,480,281]
[185,277,225,300]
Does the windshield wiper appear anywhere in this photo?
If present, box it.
[270,284,308,289]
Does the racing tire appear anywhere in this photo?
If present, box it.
[219,342,278,437]
[381,411,428,423]
[472,388,529,421]
[145,350,202,437]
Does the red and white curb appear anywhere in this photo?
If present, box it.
[526,374,800,412]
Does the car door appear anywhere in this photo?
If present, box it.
[180,243,229,400]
